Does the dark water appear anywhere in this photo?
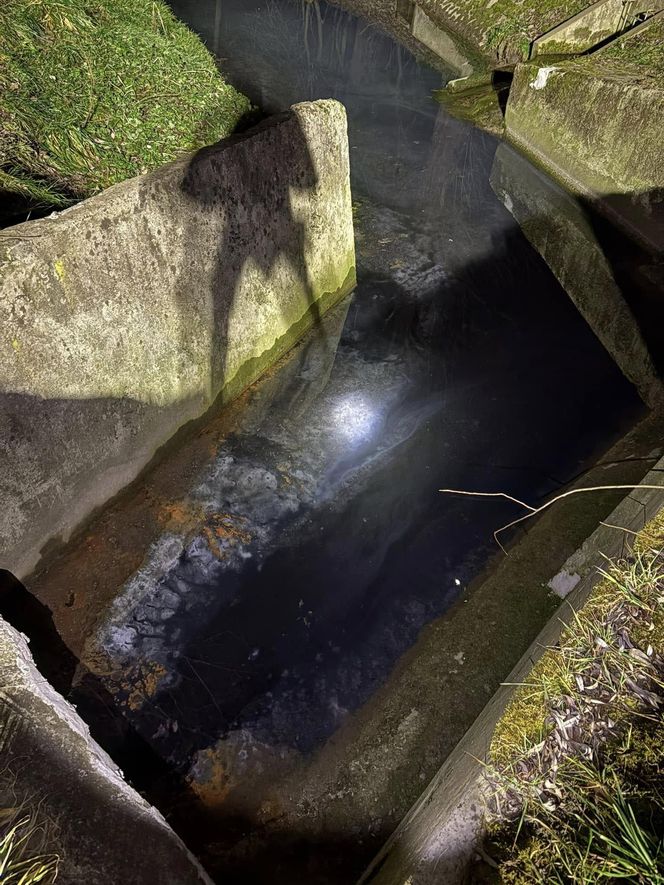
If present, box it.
[81,0,640,849]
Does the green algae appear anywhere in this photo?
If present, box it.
[216,260,357,409]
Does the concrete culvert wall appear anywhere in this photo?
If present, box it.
[0,602,213,884]
[505,51,664,212]
[0,99,356,579]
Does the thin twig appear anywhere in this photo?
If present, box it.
[440,484,664,554]
[600,522,640,536]
[438,488,536,512]
[494,485,664,551]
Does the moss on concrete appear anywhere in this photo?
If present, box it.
[0,99,357,579]
[579,13,664,84]
[433,78,508,135]
[422,0,589,61]
[0,0,250,211]
[505,48,664,203]
[215,261,356,409]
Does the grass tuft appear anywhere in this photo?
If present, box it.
[0,806,59,884]
[484,510,664,883]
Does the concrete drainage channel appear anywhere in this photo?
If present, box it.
[1,2,663,883]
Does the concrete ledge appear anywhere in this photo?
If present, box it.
[0,100,356,578]
[360,459,664,884]
[411,5,475,75]
[505,53,664,213]
[530,0,659,57]
[0,615,212,884]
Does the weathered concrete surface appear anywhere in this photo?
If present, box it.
[499,19,664,404]
[0,614,212,884]
[328,0,483,74]
[361,456,664,884]
[505,44,664,236]
[490,143,664,409]
[411,5,475,74]
[0,100,355,578]
[531,0,661,57]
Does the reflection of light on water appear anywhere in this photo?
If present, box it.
[332,392,379,444]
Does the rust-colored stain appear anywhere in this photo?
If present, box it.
[122,660,168,712]
[202,512,252,560]
[157,499,252,560]
[188,746,232,810]
[157,500,204,534]
[25,322,310,656]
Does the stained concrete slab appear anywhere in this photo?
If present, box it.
[0,614,212,885]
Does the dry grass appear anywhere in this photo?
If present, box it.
[0,804,59,884]
[485,511,664,883]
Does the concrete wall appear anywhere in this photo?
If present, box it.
[505,56,664,222]
[489,144,664,409]
[411,5,475,74]
[502,21,664,405]
[0,100,356,578]
[532,0,630,57]
[0,614,212,884]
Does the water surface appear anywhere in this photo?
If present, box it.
[79,0,643,875]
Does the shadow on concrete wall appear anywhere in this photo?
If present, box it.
[581,188,664,376]
[175,109,327,398]
[490,143,664,409]
[0,105,344,580]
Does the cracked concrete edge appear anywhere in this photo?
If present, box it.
[0,616,213,884]
[359,457,664,885]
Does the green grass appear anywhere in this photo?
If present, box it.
[491,725,664,884]
[0,0,251,210]
[577,16,664,85]
[427,0,589,60]
[485,511,664,883]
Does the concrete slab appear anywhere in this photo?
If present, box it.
[0,614,212,885]
[0,100,356,579]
